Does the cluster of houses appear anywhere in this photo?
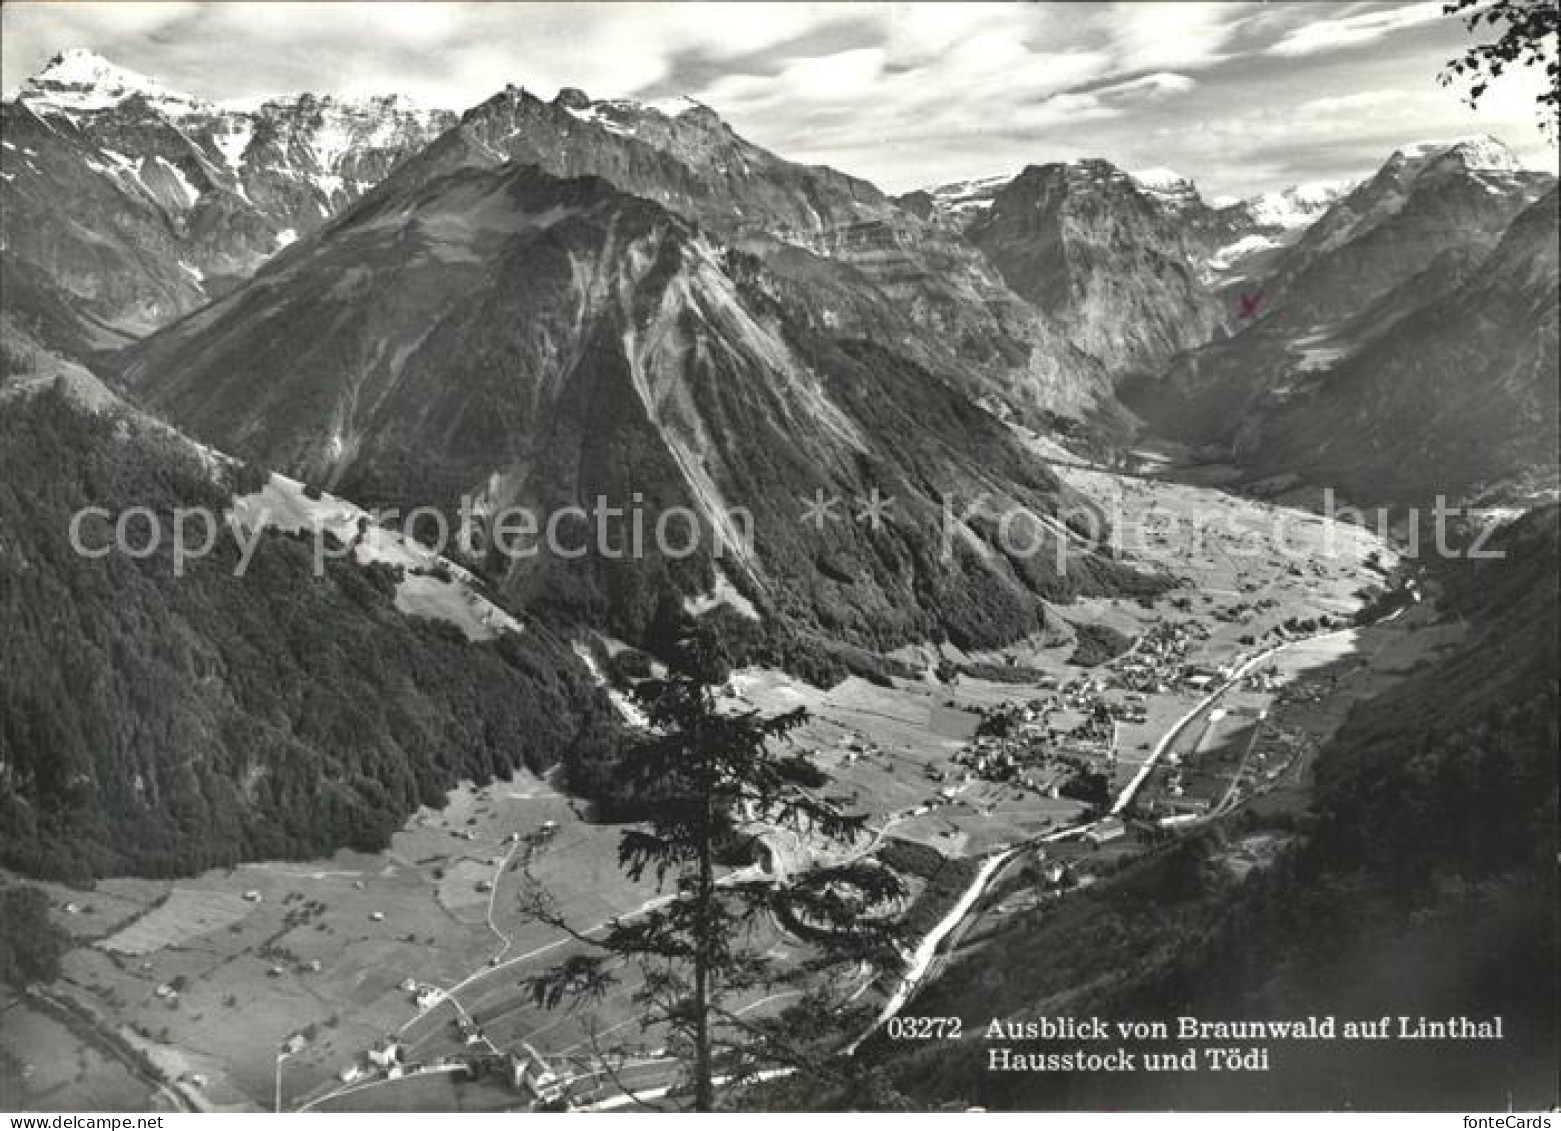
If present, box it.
[942,689,1122,803]
[400,977,447,1012]
[1146,757,1215,818]
[1029,845,1074,888]
[1111,620,1211,693]
[836,736,885,765]
[1244,664,1283,693]
[337,1038,564,1105]
[335,1037,404,1084]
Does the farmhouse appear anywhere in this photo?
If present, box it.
[1085,817,1127,845]
[509,1052,562,1103]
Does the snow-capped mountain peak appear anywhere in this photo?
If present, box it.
[1130,166,1192,192]
[1241,180,1354,230]
[2,50,458,335]
[15,48,207,117]
[1130,165,1203,213]
[1397,134,1521,173]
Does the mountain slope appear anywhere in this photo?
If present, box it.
[1246,137,1550,328]
[1203,180,1353,287]
[338,83,1120,424]
[117,159,1160,654]
[1232,187,1559,503]
[1131,139,1556,493]
[0,381,615,879]
[1,49,454,335]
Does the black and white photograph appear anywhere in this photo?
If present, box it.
[0,0,1557,1117]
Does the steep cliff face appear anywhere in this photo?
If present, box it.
[0,50,454,335]
[964,160,1228,381]
[351,83,1120,424]
[917,167,1353,296]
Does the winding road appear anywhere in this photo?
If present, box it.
[296,619,1376,1113]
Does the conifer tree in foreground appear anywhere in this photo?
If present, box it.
[522,622,905,1111]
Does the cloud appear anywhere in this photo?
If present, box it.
[1298,88,1409,116]
[1,1,1552,200]
[774,48,886,102]
[1097,72,1199,102]
[1107,1,1246,72]
[1266,2,1448,58]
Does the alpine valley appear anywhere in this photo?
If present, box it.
[1,35,1556,1115]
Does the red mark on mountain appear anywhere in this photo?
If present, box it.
[1236,291,1264,320]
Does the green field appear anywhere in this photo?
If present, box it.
[9,451,1412,1111]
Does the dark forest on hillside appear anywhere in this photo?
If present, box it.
[0,389,618,880]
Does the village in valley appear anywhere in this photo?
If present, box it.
[3,455,1458,1113]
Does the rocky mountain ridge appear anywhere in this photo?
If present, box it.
[2,49,455,334]
[1130,138,1557,505]
[114,156,1161,653]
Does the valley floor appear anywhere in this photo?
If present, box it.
[2,446,1449,1113]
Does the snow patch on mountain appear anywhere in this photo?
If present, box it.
[212,120,252,170]
[1287,326,1352,373]
[924,173,1012,219]
[1208,232,1280,272]
[153,156,200,207]
[561,101,637,138]
[313,172,345,198]
[1243,180,1353,230]
[1130,166,1189,191]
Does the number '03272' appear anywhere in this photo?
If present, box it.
[886,1016,963,1040]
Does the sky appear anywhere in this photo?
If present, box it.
[2,1,1556,199]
